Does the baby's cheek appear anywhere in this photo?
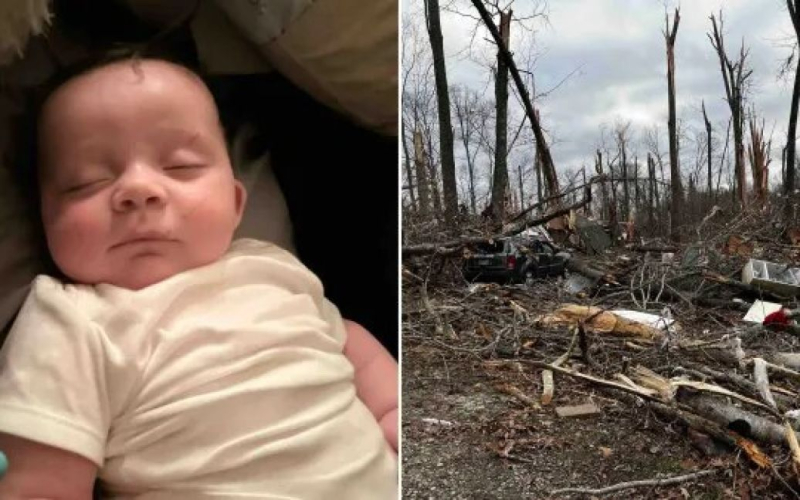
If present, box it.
[46,203,108,262]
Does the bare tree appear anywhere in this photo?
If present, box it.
[470,0,560,199]
[413,127,432,216]
[491,9,512,222]
[709,12,752,209]
[452,86,482,214]
[665,8,683,241]
[647,153,657,232]
[615,121,631,222]
[421,117,444,216]
[702,101,713,201]
[785,0,800,218]
[424,0,459,224]
[595,150,610,222]
[402,120,417,212]
[402,14,429,212]
[643,126,666,235]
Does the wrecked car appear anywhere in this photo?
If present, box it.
[463,236,571,285]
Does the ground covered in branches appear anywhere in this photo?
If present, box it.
[402,209,800,498]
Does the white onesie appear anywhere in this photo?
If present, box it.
[0,238,397,499]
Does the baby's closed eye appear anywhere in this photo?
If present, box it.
[164,164,204,171]
[64,177,112,194]
[163,164,207,179]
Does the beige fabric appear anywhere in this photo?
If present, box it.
[260,0,397,135]
[184,0,397,135]
[0,0,50,65]
[211,0,313,45]
[190,0,272,75]
[0,238,397,498]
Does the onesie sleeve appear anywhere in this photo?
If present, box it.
[0,277,109,466]
[320,298,348,347]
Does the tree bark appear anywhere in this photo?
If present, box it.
[413,127,431,215]
[491,10,512,223]
[618,129,630,222]
[702,100,713,203]
[747,113,770,206]
[648,154,656,232]
[423,127,443,216]
[786,0,800,219]
[424,0,458,224]
[402,118,417,211]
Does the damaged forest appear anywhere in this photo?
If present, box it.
[402,1,800,498]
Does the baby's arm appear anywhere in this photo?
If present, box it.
[0,433,96,499]
[343,321,398,452]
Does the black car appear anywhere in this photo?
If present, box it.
[463,236,570,284]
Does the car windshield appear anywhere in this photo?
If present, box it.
[474,241,506,254]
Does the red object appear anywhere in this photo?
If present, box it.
[763,309,790,326]
[506,255,516,269]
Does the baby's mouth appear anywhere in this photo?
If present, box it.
[112,233,176,249]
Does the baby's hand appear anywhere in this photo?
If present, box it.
[343,320,398,454]
[0,434,97,499]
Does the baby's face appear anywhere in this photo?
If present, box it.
[38,59,246,290]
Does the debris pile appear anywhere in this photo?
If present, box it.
[403,208,800,497]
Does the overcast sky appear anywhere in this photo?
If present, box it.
[403,0,798,200]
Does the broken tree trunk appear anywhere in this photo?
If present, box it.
[702,100,713,204]
[786,0,800,221]
[413,127,431,216]
[747,111,771,206]
[402,193,591,256]
[665,8,684,241]
[491,9,511,223]
[470,0,560,198]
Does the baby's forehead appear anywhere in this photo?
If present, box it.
[43,59,219,121]
[36,58,226,173]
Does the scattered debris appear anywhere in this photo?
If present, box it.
[564,272,596,295]
[405,206,800,496]
[612,309,676,330]
[550,469,721,497]
[421,418,457,427]
[742,258,800,296]
[536,304,665,340]
[573,214,611,254]
[555,402,600,418]
[743,300,783,323]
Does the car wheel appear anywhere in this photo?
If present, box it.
[524,269,535,287]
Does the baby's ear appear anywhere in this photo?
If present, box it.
[233,179,248,225]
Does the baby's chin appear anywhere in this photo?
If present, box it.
[71,261,200,291]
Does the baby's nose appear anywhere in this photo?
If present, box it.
[112,178,167,212]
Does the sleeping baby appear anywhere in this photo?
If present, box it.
[0,56,397,499]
